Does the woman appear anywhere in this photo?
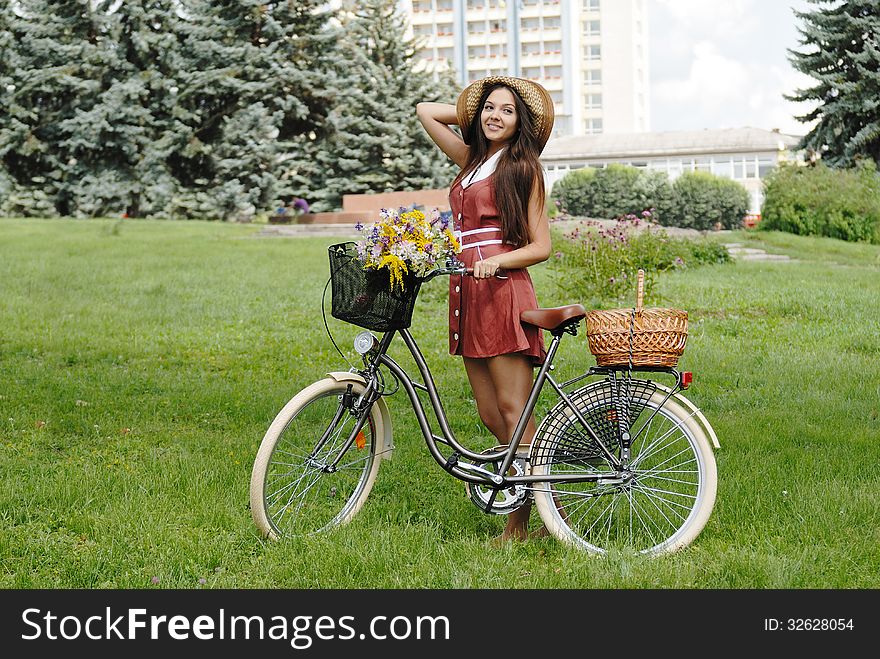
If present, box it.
[417,76,555,541]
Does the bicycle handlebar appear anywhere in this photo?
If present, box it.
[424,259,508,281]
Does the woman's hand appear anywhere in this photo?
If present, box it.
[473,258,504,279]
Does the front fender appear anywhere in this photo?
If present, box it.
[326,371,395,459]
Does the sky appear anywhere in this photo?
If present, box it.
[647,0,819,136]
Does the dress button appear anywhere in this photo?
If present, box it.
[453,333,459,340]
[454,309,459,317]
[457,213,462,220]
[455,286,460,293]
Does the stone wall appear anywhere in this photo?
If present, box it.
[303,188,451,224]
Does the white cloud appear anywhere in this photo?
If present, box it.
[653,42,751,128]
[648,0,819,134]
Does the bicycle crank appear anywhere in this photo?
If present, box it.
[464,447,530,515]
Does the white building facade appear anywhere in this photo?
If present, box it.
[404,0,650,137]
[541,127,804,213]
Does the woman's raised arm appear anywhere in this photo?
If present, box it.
[416,102,469,169]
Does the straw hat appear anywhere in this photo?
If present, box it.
[456,76,555,149]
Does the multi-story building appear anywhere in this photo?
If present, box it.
[405,0,650,138]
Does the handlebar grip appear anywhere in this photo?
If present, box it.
[464,267,508,279]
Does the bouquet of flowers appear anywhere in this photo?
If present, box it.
[355,207,461,290]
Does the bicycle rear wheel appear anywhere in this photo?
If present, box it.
[531,381,716,555]
[250,378,383,540]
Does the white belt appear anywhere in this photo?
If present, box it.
[455,227,503,251]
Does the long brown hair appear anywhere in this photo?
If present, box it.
[452,83,546,248]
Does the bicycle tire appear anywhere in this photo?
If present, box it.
[250,378,384,540]
[532,385,717,555]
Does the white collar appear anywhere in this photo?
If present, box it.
[462,148,505,189]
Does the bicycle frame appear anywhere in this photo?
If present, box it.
[341,323,689,494]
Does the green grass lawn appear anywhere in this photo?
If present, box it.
[0,217,878,589]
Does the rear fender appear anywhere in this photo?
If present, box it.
[326,371,395,459]
[654,383,721,449]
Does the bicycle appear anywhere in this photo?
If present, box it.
[249,242,720,556]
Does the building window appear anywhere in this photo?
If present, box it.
[523,66,542,79]
[545,65,562,78]
[583,0,600,10]
[583,20,600,37]
[543,16,561,29]
[585,93,602,109]
[583,69,601,85]
[584,118,603,134]
[544,40,562,54]
[438,47,454,61]
[584,44,601,60]
[758,157,775,178]
[491,19,506,32]
[468,45,485,58]
[522,41,541,57]
[522,17,540,31]
[489,43,506,57]
[712,158,732,178]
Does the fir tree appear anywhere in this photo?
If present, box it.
[787,0,880,167]
[172,0,338,220]
[1,1,116,216]
[52,1,184,217]
[308,0,458,212]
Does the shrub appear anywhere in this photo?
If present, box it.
[550,214,731,306]
[549,164,742,229]
[549,167,596,217]
[761,161,880,243]
[671,171,750,230]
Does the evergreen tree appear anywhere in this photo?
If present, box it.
[308,0,458,212]
[276,0,341,210]
[1,1,115,216]
[787,0,880,167]
[0,0,13,209]
[56,0,183,217]
[172,0,338,220]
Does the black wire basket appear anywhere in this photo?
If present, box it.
[328,242,422,332]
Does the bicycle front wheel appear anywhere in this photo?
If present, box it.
[250,378,384,540]
[532,385,717,556]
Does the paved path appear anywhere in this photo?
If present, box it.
[723,242,792,262]
[257,223,360,239]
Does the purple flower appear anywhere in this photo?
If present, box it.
[354,222,364,231]
[151,576,160,584]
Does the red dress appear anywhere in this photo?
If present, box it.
[448,175,546,365]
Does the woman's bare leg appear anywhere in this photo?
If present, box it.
[464,354,538,541]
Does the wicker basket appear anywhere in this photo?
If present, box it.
[586,269,688,368]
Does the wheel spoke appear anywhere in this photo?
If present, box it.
[532,383,715,555]
[251,384,379,538]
